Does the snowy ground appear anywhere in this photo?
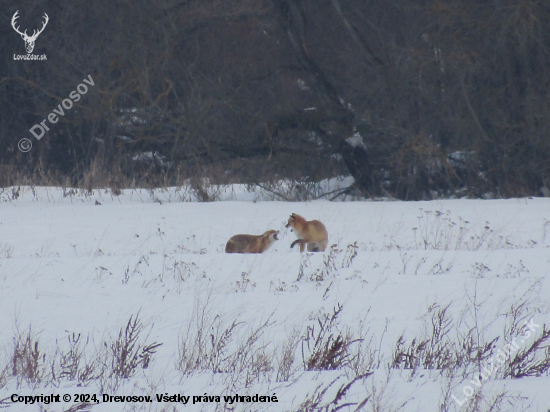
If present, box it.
[1,185,550,411]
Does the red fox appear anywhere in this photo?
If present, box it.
[285,213,328,252]
[225,230,279,254]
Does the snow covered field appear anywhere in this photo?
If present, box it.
[1,185,550,411]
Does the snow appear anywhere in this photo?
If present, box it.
[1,185,549,411]
[345,132,366,149]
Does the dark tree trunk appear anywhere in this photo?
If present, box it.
[271,0,375,196]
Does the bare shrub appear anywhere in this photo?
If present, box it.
[177,302,275,387]
[390,296,550,389]
[63,403,96,412]
[392,303,497,376]
[0,244,14,259]
[457,390,532,412]
[10,329,90,388]
[302,304,360,371]
[0,361,8,390]
[458,327,499,378]
[504,324,550,378]
[423,303,457,370]
[293,374,371,412]
[4,318,162,391]
[248,178,328,202]
[304,248,341,282]
[11,327,44,386]
[55,333,96,384]
[177,307,241,375]
[164,260,204,287]
[297,243,360,283]
[44,332,100,388]
[316,245,342,281]
[110,314,162,379]
[392,335,429,371]
[234,272,256,293]
[176,235,207,255]
[348,318,382,376]
[189,177,223,202]
[413,210,462,250]
[391,134,460,200]
[296,253,311,281]
[342,242,358,268]
[276,328,300,382]
[234,321,275,387]
[366,370,413,412]
[412,209,515,251]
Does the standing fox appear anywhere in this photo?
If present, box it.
[285,213,328,252]
[225,230,279,254]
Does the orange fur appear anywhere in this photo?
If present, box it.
[285,213,328,252]
[225,230,279,254]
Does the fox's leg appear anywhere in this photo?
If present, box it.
[307,243,320,252]
[290,239,300,248]
[291,239,306,251]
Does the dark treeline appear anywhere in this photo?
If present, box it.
[1,0,549,199]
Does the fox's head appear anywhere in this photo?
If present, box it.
[261,230,279,247]
[266,230,279,241]
[285,213,296,227]
[285,213,297,229]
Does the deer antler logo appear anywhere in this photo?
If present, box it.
[11,10,49,54]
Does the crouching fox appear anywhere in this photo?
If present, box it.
[225,230,279,254]
[285,213,328,252]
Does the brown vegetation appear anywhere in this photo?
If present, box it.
[2,0,550,199]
